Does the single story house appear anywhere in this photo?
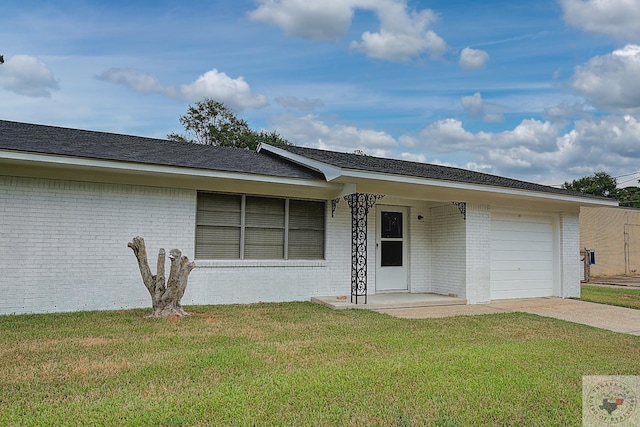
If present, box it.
[581,206,640,277]
[0,120,616,315]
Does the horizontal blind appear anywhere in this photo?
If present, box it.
[195,193,241,259]
[195,193,325,260]
[244,196,285,259]
[288,200,325,259]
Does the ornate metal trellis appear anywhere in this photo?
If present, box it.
[344,193,384,304]
[451,201,467,220]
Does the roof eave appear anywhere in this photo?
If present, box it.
[336,169,618,207]
[0,149,339,191]
[259,144,615,206]
[257,143,343,181]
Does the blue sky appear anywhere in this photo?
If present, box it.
[2,0,640,186]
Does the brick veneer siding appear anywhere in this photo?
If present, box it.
[0,176,350,315]
[560,212,580,298]
[409,206,431,293]
[0,176,195,315]
[465,203,491,304]
[430,204,466,298]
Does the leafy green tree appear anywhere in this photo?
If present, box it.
[168,98,290,150]
[562,171,619,198]
[0,55,4,64]
[617,186,640,208]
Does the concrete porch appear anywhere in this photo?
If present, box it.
[311,293,467,310]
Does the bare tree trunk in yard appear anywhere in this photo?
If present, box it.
[127,236,195,317]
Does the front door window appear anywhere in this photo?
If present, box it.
[380,211,403,267]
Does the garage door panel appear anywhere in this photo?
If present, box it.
[491,287,554,299]
[492,280,549,296]
[491,249,553,261]
[491,260,553,271]
[491,270,553,281]
[492,220,552,232]
[491,213,555,300]
[492,228,552,240]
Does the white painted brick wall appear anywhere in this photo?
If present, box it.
[430,204,466,298]
[409,206,431,293]
[465,203,491,303]
[560,212,580,298]
[0,176,352,315]
[327,200,353,295]
[0,176,195,315]
[1,174,581,314]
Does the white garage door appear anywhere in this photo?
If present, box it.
[491,213,555,299]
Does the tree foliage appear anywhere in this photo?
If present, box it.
[168,98,290,150]
[0,55,4,64]
[617,186,640,208]
[562,171,618,198]
[562,171,640,208]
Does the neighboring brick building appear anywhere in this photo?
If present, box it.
[0,120,616,315]
[580,206,640,277]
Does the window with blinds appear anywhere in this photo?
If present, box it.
[288,199,325,259]
[245,196,285,259]
[195,192,325,260]
[195,193,241,259]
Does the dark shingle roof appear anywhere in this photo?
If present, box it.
[0,120,323,180]
[0,120,611,201]
[276,144,606,200]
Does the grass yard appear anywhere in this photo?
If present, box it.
[1,303,639,426]
[581,284,640,310]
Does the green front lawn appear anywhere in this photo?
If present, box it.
[581,284,640,310]
[1,303,639,426]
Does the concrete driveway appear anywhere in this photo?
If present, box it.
[375,297,640,336]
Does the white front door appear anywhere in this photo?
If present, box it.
[376,206,408,292]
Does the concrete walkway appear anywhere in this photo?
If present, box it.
[375,297,640,336]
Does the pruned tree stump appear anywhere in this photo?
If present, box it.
[128,236,195,318]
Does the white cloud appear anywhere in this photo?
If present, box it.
[415,118,482,152]
[98,68,163,93]
[415,118,558,153]
[401,113,640,184]
[461,93,484,117]
[271,113,397,154]
[0,54,59,97]
[178,69,268,109]
[249,0,447,62]
[570,114,640,158]
[398,134,418,148]
[399,152,427,163]
[350,4,446,61]
[494,119,559,151]
[248,0,354,40]
[571,44,640,113]
[483,113,504,123]
[98,68,267,110]
[415,118,559,154]
[462,92,506,122]
[560,0,640,40]
[459,47,489,70]
[543,101,588,119]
